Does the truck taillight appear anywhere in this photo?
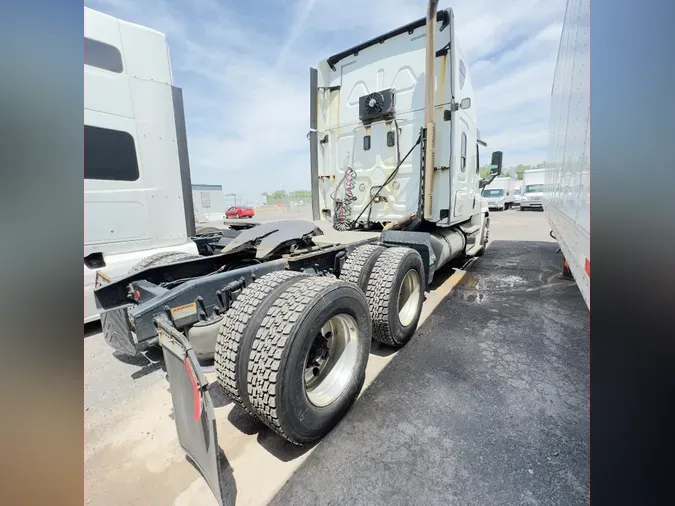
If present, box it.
[184,357,202,422]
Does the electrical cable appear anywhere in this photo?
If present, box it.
[351,130,422,228]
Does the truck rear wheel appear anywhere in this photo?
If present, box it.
[195,226,222,236]
[247,276,371,444]
[339,244,385,292]
[366,247,425,347]
[129,251,199,274]
[214,270,307,414]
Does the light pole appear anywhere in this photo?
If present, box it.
[224,193,237,207]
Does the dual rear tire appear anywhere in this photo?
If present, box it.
[214,244,425,444]
[215,273,371,444]
[342,244,425,347]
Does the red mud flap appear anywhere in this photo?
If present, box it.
[155,316,228,506]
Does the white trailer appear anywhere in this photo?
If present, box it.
[520,168,546,210]
[84,7,200,323]
[482,177,516,211]
[544,0,590,308]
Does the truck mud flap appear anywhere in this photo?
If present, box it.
[155,316,228,506]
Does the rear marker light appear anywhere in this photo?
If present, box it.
[184,357,202,421]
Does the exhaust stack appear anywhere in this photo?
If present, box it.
[423,0,439,220]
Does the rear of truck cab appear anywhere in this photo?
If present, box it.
[312,8,484,229]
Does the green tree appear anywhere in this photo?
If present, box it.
[515,164,531,180]
[270,190,288,200]
[289,190,311,200]
[479,164,492,179]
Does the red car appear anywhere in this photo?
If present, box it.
[225,205,255,219]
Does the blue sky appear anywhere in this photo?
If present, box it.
[86,0,565,203]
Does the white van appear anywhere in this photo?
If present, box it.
[84,7,198,323]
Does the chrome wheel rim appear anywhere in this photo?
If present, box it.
[304,314,360,407]
[397,269,421,327]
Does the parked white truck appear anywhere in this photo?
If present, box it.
[84,7,200,323]
[544,0,589,308]
[520,168,546,210]
[482,177,517,211]
[513,180,523,206]
[93,3,505,502]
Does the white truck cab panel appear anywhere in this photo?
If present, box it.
[314,8,481,228]
[84,7,197,322]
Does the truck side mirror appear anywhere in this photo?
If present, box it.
[490,151,503,176]
[459,98,471,110]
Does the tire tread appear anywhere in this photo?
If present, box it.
[214,270,305,413]
[366,247,422,346]
[247,276,341,443]
[340,244,385,290]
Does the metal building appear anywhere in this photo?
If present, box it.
[192,184,225,223]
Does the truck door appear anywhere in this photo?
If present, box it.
[450,43,479,222]
[453,118,472,218]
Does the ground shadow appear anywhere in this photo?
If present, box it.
[256,429,318,463]
[111,346,166,380]
[226,405,266,435]
[207,382,232,409]
[369,341,398,357]
[226,404,317,462]
[84,321,102,338]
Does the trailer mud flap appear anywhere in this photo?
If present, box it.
[155,317,228,506]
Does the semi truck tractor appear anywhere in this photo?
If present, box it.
[93,3,504,502]
[84,7,255,325]
[544,0,590,309]
[481,176,517,210]
[520,168,546,210]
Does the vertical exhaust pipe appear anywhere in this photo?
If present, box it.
[423,0,439,220]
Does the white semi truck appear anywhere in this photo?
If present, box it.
[544,0,590,308]
[520,168,546,210]
[84,7,200,323]
[93,3,504,502]
[84,8,257,325]
[482,176,517,211]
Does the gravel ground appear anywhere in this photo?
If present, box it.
[85,209,585,506]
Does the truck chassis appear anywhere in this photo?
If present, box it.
[95,217,488,504]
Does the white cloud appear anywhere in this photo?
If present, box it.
[86,0,566,200]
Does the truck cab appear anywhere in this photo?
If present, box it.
[482,176,516,211]
[520,168,546,210]
[312,8,485,230]
[84,7,198,323]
